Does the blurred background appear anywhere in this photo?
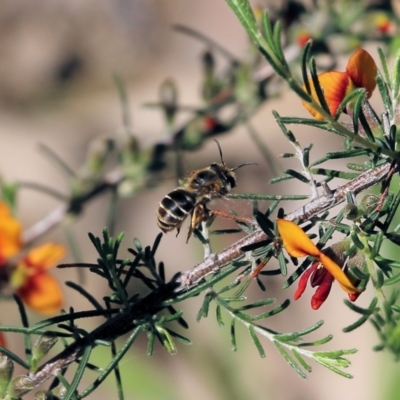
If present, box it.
[0,0,398,399]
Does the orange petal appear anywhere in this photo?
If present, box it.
[302,71,349,120]
[319,253,359,294]
[346,49,377,98]
[17,272,63,314]
[276,219,320,258]
[0,202,22,258]
[24,244,66,270]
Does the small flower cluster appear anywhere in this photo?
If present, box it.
[277,219,364,310]
[0,202,64,346]
[302,48,377,120]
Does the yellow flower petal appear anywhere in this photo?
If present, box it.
[25,244,66,270]
[345,49,377,98]
[319,253,359,294]
[302,71,349,120]
[17,272,63,315]
[276,219,320,258]
[0,202,22,258]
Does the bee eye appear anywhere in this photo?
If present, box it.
[227,175,236,189]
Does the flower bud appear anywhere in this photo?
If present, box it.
[85,138,115,174]
[7,374,36,398]
[159,78,178,126]
[343,204,360,221]
[0,355,13,398]
[359,194,379,216]
[34,390,56,400]
[32,332,58,368]
[50,383,67,399]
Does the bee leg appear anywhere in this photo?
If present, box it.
[186,205,206,243]
[175,227,181,237]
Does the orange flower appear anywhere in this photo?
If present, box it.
[277,219,361,310]
[302,48,377,120]
[0,202,64,314]
[0,203,22,261]
[12,244,65,315]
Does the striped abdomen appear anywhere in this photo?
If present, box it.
[157,188,197,233]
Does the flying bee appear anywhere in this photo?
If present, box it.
[156,140,256,242]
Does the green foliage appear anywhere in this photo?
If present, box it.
[2,0,400,398]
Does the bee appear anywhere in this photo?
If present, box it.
[156,140,256,242]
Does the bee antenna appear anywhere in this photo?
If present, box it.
[231,162,258,171]
[213,139,226,166]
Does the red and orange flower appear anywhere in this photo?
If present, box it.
[0,202,64,314]
[277,219,363,310]
[302,48,377,120]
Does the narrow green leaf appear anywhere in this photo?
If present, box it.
[311,149,370,167]
[165,328,192,345]
[226,0,269,57]
[302,146,310,168]
[284,169,310,183]
[383,272,400,286]
[63,346,92,400]
[378,47,391,90]
[311,168,359,180]
[255,211,274,237]
[374,255,400,268]
[261,11,274,50]
[334,88,364,120]
[343,301,378,332]
[371,232,384,259]
[358,104,376,143]
[197,294,212,321]
[292,349,312,372]
[278,251,287,276]
[147,331,155,356]
[350,230,364,250]
[309,57,330,115]
[269,174,295,184]
[216,305,224,327]
[273,111,297,142]
[298,335,333,347]
[314,358,354,379]
[249,326,265,358]
[272,21,285,67]
[80,327,143,398]
[301,40,312,93]
[0,346,30,369]
[156,325,177,355]
[376,71,392,119]
[391,47,400,99]
[373,268,384,289]
[231,318,237,351]
[237,298,276,311]
[274,341,307,378]
[228,193,308,200]
[344,297,378,315]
